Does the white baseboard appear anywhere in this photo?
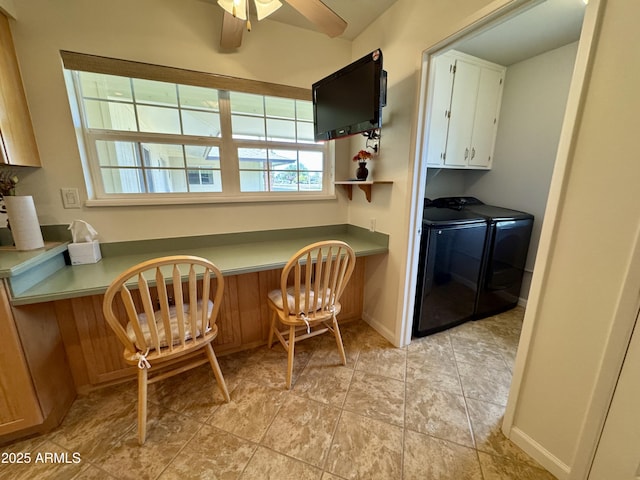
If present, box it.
[362,300,530,347]
[361,311,398,346]
[509,426,571,479]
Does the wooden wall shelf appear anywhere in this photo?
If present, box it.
[334,181,393,202]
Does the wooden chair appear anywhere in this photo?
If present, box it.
[267,240,356,389]
[102,255,230,445]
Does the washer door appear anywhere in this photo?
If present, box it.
[477,218,533,317]
[413,222,487,337]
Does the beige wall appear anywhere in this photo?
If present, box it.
[0,0,16,18]
[9,0,352,242]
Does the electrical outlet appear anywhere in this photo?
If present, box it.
[61,188,81,209]
[370,218,376,232]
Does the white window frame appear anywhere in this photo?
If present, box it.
[61,51,334,206]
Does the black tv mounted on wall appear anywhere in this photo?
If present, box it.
[312,49,387,142]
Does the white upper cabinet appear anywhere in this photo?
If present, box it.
[424,52,455,167]
[424,51,505,170]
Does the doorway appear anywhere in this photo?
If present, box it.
[405,0,589,345]
[402,0,603,475]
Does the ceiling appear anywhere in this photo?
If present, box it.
[263,0,400,41]
[221,0,586,66]
[455,0,587,65]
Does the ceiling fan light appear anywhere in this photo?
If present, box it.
[254,0,282,21]
[217,0,248,20]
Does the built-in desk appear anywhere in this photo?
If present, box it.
[9,224,387,389]
[10,224,388,306]
[0,224,388,443]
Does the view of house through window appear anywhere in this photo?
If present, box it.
[65,62,330,201]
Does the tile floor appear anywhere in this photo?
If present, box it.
[0,306,557,479]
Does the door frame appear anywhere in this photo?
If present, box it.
[401,0,543,347]
[402,0,608,477]
[576,224,640,479]
[500,0,605,477]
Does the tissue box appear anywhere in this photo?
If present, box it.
[68,240,102,265]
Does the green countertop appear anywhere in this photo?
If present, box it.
[0,241,70,278]
[7,225,388,306]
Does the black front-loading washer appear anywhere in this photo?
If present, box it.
[413,203,488,337]
[432,197,534,319]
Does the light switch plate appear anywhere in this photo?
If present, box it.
[61,188,81,209]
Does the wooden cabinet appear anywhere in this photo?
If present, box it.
[0,12,41,167]
[0,281,75,443]
[0,281,43,436]
[425,50,505,170]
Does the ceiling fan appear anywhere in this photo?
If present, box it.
[218,0,347,49]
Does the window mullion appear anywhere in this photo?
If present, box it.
[71,73,107,198]
[263,96,271,192]
[83,131,108,198]
[218,90,239,194]
[130,78,141,132]
[87,129,222,146]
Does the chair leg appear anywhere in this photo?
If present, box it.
[332,317,347,365]
[205,343,230,403]
[267,310,276,349]
[137,367,148,445]
[286,325,296,389]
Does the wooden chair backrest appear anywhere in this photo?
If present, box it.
[102,255,224,356]
[280,240,355,319]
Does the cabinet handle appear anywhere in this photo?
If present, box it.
[471,148,476,159]
[464,148,469,160]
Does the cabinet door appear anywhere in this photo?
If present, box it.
[0,282,42,436]
[425,53,456,167]
[0,13,41,167]
[444,58,479,167]
[468,67,504,168]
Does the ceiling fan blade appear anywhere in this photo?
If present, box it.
[286,0,347,38]
[220,11,245,49]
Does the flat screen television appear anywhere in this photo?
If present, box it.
[312,49,386,141]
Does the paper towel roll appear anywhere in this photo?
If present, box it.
[4,195,45,251]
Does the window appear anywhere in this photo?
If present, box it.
[62,52,331,203]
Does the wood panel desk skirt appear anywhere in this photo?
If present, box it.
[53,261,365,393]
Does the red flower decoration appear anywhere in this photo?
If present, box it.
[352,149,372,162]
